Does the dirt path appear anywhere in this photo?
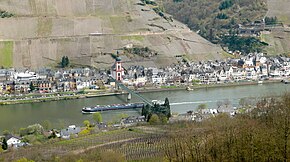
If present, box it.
[71,137,141,154]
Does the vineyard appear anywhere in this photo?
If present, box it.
[98,134,168,160]
[0,128,170,161]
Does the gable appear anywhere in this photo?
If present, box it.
[7,137,21,145]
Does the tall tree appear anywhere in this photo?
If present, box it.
[142,104,151,120]
[60,56,70,68]
[29,82,35,92]
[164,97,171,118]
[2,138,8,150]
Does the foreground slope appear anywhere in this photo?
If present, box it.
[0,0,222,68]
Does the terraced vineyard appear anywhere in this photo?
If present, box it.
[0,128,170,161]
[0,0,222,68]
[98,134,168,160]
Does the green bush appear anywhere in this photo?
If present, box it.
[0,11,13,18]
[219,0,233,10]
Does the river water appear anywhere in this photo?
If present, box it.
[0,83,289,132]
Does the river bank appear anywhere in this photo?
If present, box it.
[0,82,289,133]
[0,80,283,105]
[137,79,281,93]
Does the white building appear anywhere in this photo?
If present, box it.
[13,71,39,81]
[5,135,22,147]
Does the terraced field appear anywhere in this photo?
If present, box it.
[261,0,290,55]
[267,0,290,25]
[261,29,290,55]
[0,128,169,161]
[0,0,222,68]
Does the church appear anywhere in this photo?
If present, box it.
[111,57,125,81]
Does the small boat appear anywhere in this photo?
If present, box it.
[186,87,194,91]
[258,81,263,84]
[82,102,144,113]
[281,79,290,84]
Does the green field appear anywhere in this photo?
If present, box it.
[0,41,13,68]
[121,35,145,42]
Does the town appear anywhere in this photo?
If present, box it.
[0,53,289,98]
[0,52,289,159]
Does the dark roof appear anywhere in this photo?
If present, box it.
[96,122,108,129]
[5,134,21,141]
[116,57,122,61]
[60,127,81,136]
[122,116,146,124]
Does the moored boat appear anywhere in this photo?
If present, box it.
[82,103,144,113]
[186,86,194,91]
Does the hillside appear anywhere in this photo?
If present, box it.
[267,0,290,25]
[161,0,267,42]
[0,0,222,68]
[261,0,290,55]
[160,0,290,56]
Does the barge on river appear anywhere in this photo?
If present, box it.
[82,103,144,113]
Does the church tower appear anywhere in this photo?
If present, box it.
[112,57,124,81]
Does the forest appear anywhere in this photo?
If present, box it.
[159,0,268,53]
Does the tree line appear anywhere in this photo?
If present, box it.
[163,93,290,161]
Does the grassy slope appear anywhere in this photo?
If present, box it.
[267,0,290,25]
[261,31,290,55]
[261,0,290,55]
[0,41,13,68]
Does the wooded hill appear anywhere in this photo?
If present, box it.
[161,0,267,42]
[161,0,290,56]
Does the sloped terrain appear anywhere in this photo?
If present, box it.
[261,0,290,55]
[160,0,267,42]
[0,0,222,68]
[261,29,290,56]
[267,0,290,25]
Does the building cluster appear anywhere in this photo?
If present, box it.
[238,20,265,37]
[0,53,289,95]
[0,115,147,150]
[125,53,290,86]
[0,68,108,95]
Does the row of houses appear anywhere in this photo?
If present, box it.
[136,53,290,85]
[0,68,106,94]
[0,53,289,94]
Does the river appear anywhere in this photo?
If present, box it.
[0,83,289,132]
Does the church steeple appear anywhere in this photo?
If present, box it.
[114,56,124,81]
